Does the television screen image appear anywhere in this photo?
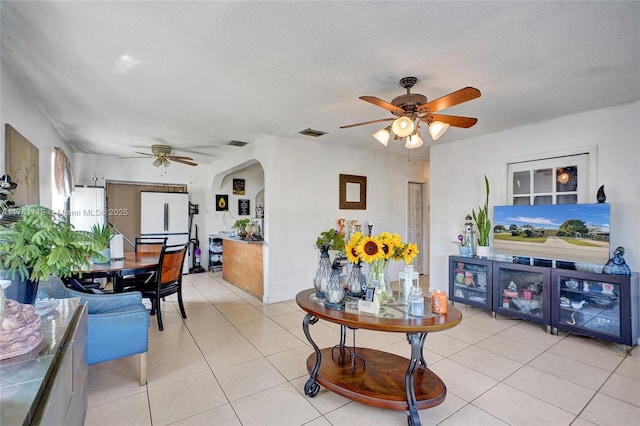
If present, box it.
[493,204,610,264]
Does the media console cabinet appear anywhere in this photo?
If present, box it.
[449,255,639,349]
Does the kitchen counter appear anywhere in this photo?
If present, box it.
[210,234,264,245]
[212,234,264,299]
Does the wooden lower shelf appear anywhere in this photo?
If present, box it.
[306,347,446,411]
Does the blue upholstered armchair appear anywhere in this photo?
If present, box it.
[37,276,150,385]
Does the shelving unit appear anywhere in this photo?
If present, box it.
[448,255,639,348]
[208,236,223,272]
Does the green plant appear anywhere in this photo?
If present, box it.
[472,175,491,247]
[316,228,345,252]
[0,205,103,282]
[90,222,116,249]
[233,219,251,237]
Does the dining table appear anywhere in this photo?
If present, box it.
[81,252,160,292]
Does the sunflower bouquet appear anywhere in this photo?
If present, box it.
[345,231,419,303]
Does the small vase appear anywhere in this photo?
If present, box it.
[367,261,393,304]
[313,247,331,298]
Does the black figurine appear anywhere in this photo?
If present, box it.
[602,246,631,276]
[596,185,606,203]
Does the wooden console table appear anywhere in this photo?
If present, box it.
[296,289,462,426]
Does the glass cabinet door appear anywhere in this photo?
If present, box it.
[449,257,492,309]
[556,276,621,338]
[551,271,639,345]
[493,263,550,324]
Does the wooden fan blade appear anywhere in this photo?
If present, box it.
[359,96,404,114]
[418,87,481,113]
[133,151,155,157]
[340,117,394,129]
[426,114,478,128]
[167,155,195,161]
[171,158,198,166]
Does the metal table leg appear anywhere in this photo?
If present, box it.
[405,332,428,426]
[302,313,321,397]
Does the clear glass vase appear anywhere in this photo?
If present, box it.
[366,260,393,304]
[313,247,331,298]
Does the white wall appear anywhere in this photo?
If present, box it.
[207,135,428,303]
[1,62,72,207]
[429,101,640,291]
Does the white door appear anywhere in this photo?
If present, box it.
[407,182,426,274]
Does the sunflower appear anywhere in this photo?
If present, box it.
[357,236,384,263]
[401,243,419,264]
[345,232,363,264]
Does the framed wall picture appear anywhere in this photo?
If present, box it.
[233,179,245,195]
[5,124,40,206]
[215,194,228,211]
[339,174,367,210]
[238,199,250,216]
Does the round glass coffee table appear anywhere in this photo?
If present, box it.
[296,289,462,426]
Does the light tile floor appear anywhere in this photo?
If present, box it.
[85,272,640,426]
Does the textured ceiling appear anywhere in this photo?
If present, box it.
[1,1,639,164]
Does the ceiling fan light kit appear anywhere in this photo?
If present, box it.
[372,127,392,146]
[119,143,198,171]
[428,121,450,141]
[341,77,481,151]
[391,116,415,137]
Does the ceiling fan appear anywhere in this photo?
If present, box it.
[341,77,481,149]
[119,144,198,168]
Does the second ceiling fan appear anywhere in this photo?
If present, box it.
[119,144,198,168]
[341,77,481,149]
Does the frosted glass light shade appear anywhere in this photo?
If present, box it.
[391,116,415,137]
[372,127,391,146]
[405,133,424,149]
[428,121,449,140]
[153,158,162,167]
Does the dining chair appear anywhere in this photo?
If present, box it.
[125,243,188,331]
[120,237,168,289]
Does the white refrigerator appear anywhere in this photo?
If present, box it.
[140,191,190,274]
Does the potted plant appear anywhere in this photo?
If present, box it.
[233,218,250,238]
[451,234,471,256]
[315,228,345,253]
[0,205,103,304]
[90,222,116,263]
[472,175,491,257]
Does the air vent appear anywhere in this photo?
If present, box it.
[228,140,249,147]
[299,128,326,137]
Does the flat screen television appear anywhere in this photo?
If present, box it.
[493,203,610,265]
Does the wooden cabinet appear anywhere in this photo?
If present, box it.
[222,238,264,299]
